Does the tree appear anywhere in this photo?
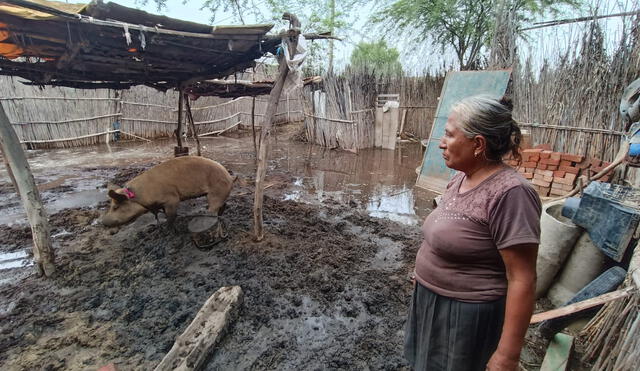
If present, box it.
[349,40,404,75]
[374,0,581,70]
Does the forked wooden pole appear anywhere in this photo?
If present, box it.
[184,95,202,156]
[0,103,55,276]
[253,13,300,241]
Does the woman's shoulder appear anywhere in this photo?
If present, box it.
[490,166,535,194]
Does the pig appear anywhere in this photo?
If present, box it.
[102,156,235,233]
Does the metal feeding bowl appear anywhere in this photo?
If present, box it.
[188,216,227,250]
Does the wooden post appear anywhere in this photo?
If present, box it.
[184,95,202,156]
[0,144,20,198]
[253,13,300,241]
[0,103,55,276]
[176,87,184,149]
[251,96,257,165]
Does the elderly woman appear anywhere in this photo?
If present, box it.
[405,96,541,371]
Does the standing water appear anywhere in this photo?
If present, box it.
[0,130,436,227]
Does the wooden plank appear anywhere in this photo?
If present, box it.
[540,333,574,371]
[530,287,635,324]
[154,286,243,371]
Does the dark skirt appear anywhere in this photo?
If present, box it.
[404,282,506,371]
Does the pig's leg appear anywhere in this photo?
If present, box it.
[164,203,179,230]
[207,194,227,238]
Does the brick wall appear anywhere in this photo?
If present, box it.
[505,146,614,197]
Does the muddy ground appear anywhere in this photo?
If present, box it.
[0,127,586,370]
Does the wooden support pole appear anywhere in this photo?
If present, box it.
[154,286,243,371]
[253,13,300,241]
[176,87,184,149]
[251,96,257,165]
[184,95,202,156]
[0,103,55,276]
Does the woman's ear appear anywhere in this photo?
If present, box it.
[473,135,487,153]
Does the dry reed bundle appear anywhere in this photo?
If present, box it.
[512,15,640,165]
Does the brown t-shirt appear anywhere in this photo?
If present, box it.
[415,167,541,303]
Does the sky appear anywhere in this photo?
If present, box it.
[108,0,639,74]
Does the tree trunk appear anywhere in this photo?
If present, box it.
[0,103,55,276]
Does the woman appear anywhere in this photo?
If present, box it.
[405,95,541,371]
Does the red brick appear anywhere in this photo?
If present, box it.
[565,173,577,182]
[590,158,602,168]
[525,167,535,173]
[563,183,575,191]
[523,173,534,179]
[541,158,561,165]
[534,144,552,150]
[553,170,566,177]
[551,182,565,190]
[535,169,554,177]
[532,178,551,187]
[537,163,548,170]
[538,188,550,197]
[522,161,537,168]
[523,148,544,154]
[562,153,584,162]
[560,160,573,167]
[559,165,579,175]
[576,159,591,169]
[529,154,540,162]
[550,189,566,196]
[554,176,574,185]
[550,152,562,160]
[540,150,552,159]
[547,165,559,171]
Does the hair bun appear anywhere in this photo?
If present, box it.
[499,95,513,110]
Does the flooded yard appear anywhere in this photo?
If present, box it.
[0,126,437,370]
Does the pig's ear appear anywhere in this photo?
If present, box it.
[108,189,128,203]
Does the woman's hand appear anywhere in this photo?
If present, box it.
[486,349,520,371]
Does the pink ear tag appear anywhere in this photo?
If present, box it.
[122,188,136,199]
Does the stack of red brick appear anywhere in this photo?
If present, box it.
[504,147,613,197]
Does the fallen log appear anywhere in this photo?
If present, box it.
[154,286,243,371]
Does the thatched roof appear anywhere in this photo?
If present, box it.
[0,0,284,90]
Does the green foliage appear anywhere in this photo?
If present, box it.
[349,40,404,75]
[375,0,582,70]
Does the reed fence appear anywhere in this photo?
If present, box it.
[303,70,444,150]
[0,76,304,149]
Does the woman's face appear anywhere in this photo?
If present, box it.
[439,112,478,171]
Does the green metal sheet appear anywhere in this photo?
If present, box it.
[416,70,512,192]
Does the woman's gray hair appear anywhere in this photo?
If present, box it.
[451,95,521,162]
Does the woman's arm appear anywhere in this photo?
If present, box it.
[487,244,538,371]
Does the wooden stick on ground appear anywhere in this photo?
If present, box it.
[154,286,243,371]
[530,287,635,324]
